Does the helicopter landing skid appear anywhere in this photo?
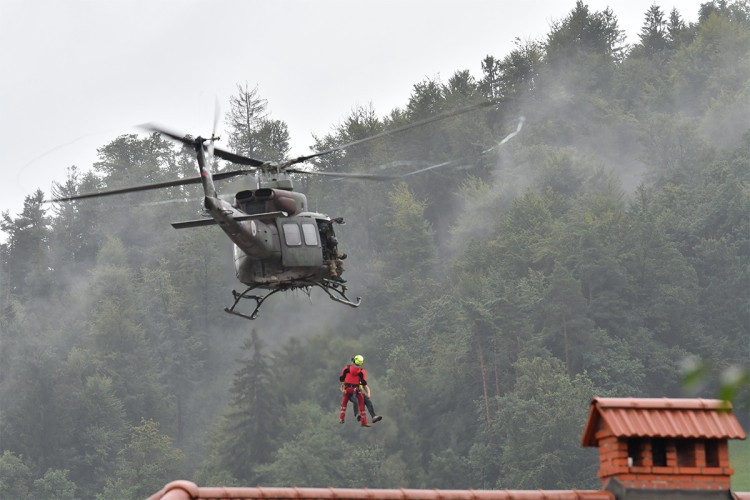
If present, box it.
[318,279,362,308]
[224,286,284,320]
[224,281,361,320]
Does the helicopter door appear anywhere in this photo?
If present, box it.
[277,218,324,267]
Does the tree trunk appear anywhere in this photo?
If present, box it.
[562,313,570,373]
[477,339,493,441]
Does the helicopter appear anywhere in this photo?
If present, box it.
[50,101,496,319]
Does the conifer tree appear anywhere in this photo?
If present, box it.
[225,83,290,162]
[216,330,279,482]
[0,190,51,299]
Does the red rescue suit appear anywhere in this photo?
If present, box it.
[339,364,368,426]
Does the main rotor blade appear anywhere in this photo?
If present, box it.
[140,123,195,147]
[397,160,457,178]
[285,168,397,181]
[47,175,205,202]
[141,123,266,167]
[143,100,496,173]
[287,100,497,166]
[211,148,266,167]
[47,168,257,203]
[212,168,256,181]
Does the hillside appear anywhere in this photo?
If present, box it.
[1,2,748,498]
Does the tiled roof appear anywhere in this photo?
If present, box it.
[581,397,747,446]
[147,481,615,500]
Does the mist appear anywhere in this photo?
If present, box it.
[1,1,748,498]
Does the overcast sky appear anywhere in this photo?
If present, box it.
[1,0,705,219]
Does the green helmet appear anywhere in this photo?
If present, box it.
[353,354,364,366]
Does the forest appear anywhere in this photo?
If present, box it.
[1,1,748,498]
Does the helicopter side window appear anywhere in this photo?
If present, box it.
[301,223,319,246]
[282,223,302,246]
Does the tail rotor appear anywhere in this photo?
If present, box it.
[208,96,221,160]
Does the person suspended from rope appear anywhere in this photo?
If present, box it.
[350,381,382,424]
[339,354,370,427]
[341,356,382,423]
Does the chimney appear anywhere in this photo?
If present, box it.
[581,397,746,498]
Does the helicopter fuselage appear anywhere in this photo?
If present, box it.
[232,216,326,287]
[205,185,334,288]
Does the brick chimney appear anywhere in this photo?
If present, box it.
[581,398,746,498]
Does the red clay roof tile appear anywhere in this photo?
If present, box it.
[147,482,616,500]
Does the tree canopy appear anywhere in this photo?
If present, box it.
[1,2,748,497]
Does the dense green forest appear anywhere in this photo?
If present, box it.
[1,2,749,498]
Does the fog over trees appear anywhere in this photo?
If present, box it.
[1,2,748,498]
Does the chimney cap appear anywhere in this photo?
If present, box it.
[581,397,746,447]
